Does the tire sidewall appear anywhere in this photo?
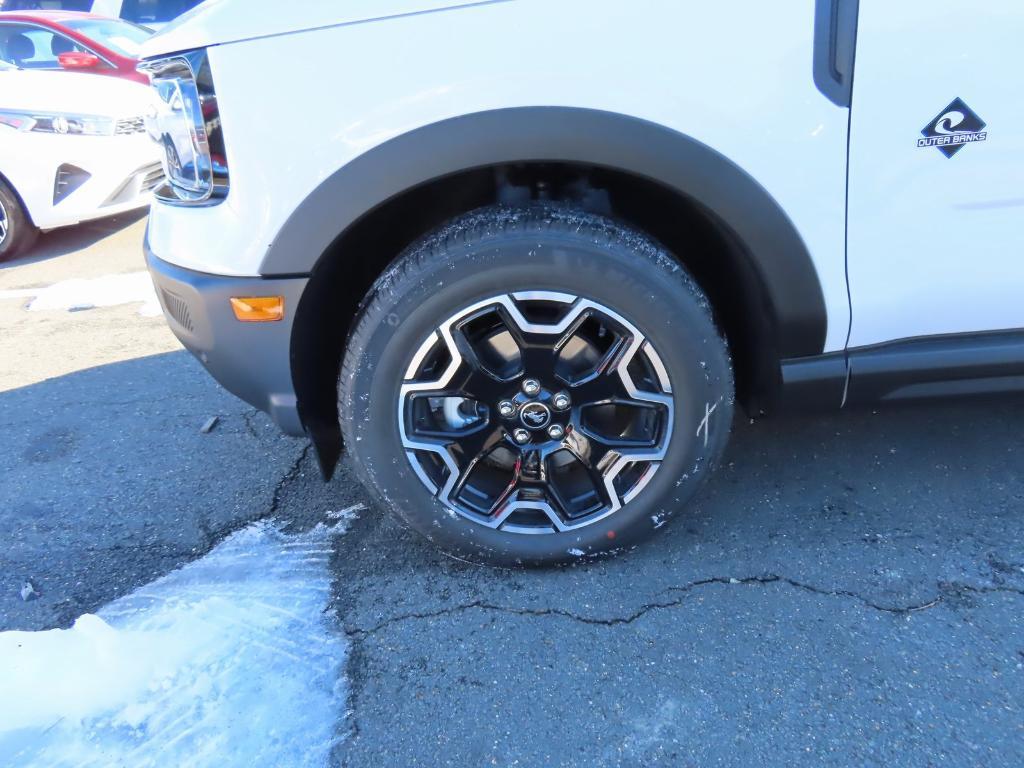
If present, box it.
[0,179,34,262]
[344,216,732,564]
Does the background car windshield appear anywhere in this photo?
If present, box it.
[65,17,151,56]
[0,1,92,10]
[0,1,204,25]
[113,0,203,25]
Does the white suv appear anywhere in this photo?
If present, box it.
[140,1,1023,565]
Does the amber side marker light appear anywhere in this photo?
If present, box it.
[230,296,285,322]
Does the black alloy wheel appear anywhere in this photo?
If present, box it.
[398,291,674,535]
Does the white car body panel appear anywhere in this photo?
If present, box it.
[1,67,148,116]
[0,68,161,229]
[145,0,852,352]
[846,0,1024,347]
[142,0,501,58]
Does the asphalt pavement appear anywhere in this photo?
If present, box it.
[1,215,1022,766]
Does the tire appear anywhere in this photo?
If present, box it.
[0,177,38,263]
[340,205,733,565]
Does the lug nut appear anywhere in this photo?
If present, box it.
[552,392,571,410]
[547,424,565,440]
[513,429,531,444]
[498,400,516,418]
[522,378,541,397]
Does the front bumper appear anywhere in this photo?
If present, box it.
[4,131,162,230]
[145,238,309,436]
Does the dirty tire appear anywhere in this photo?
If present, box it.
[0,177,37,262]
[340,205,733,566]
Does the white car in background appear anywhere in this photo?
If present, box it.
[0,0,204,30]
[0,58,161,260]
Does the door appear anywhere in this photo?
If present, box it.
[846,1,1024,349]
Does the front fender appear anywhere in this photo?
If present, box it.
[263,107,827,358]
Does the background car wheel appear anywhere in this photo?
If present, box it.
[340,205,733,565]
[0,177,38,262]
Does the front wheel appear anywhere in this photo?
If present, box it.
[0,178,37,262]
[340,205,733,565]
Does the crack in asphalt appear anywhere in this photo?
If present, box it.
[187,442,310,552]
[344,575,1024,638]
[746,576,1024,614]
[270,443,311,516]
[241,409,261,440]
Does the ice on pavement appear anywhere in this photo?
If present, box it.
[0,516,354,767]
[0,271,161,316]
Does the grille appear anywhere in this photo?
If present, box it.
[102,163,166,207]
[141,164,165,192]
[161,288,194,332]
[115,116,146,135]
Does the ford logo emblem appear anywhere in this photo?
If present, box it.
[520,403,552,430]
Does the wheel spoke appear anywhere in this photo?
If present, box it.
[567,361,632,404]
[488,454,523,516]
[562,429,619,511]
[577,399,666,449]
[447,425,507,497]
[447,357,507,402]
[499,311,559,380]
[442,323,513,397]
[543,471,576,519]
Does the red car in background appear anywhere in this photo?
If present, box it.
[0,11,152,85]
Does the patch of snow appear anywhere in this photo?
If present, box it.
[0,271,160,316]
[0,520,348,767]
[326,503,365,524]
[567,548,585,557]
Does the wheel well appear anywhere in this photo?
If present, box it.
[292,163,779,476]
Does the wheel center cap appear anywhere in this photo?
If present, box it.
[519,402,552,430]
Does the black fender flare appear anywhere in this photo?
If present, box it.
[262,107,827,357]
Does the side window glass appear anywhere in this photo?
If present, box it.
[0,25,86,69]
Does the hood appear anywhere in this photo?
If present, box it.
[141,0,497,59]
[0,70,155,118]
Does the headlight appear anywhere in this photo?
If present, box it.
[0,110,115,136]
[140,50,229,205]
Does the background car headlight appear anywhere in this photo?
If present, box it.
[0,110,115,136]
[140,50,229,205]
